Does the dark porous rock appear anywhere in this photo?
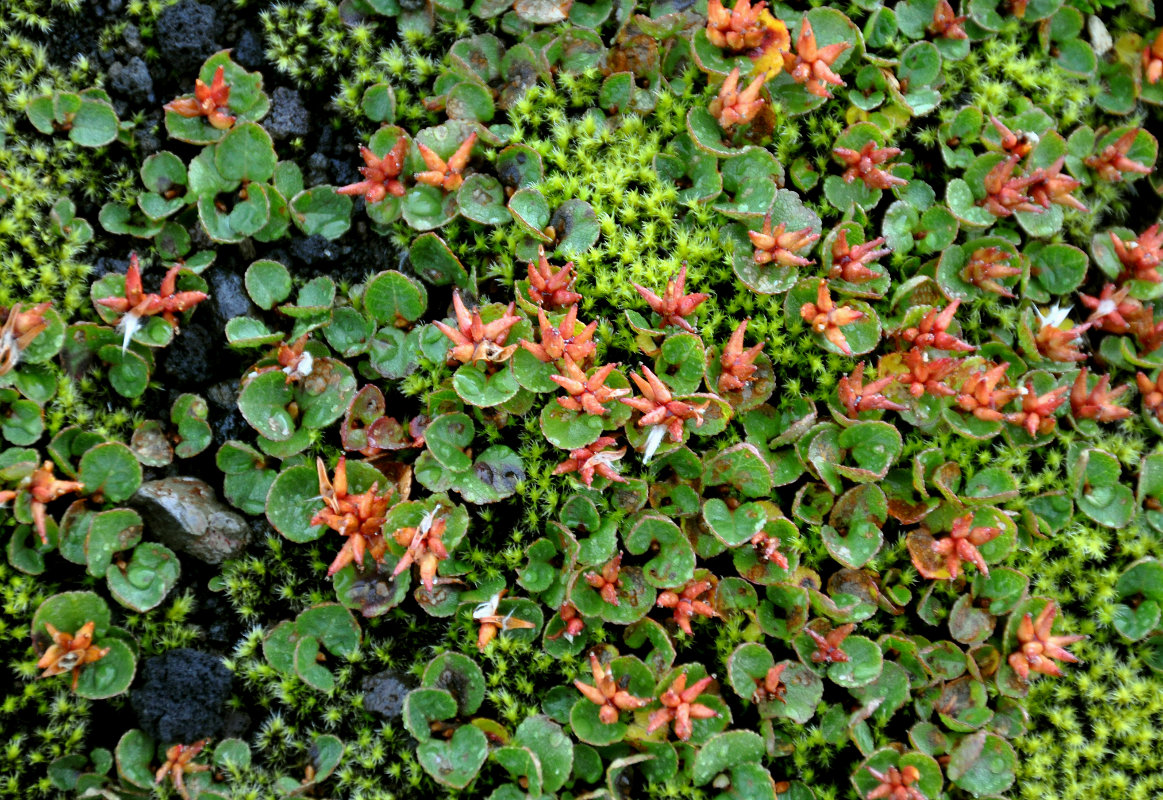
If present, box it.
[122,23,143,56]
[266,87,311,141]
[204,267,253,331]
[162,323,215,388]
[89,256,129,280]
[233,29,265,70]
[132,649,232,743]
[362,668,414,720]
[109,57,155,103]
[130,477,250,564]
[199,592,240,652]
[210,405,251,450]
[205,380,239,411]
[288,234,344,270]
[156,0,222,77]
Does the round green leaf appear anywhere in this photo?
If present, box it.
[417,725,488,789]
[78,442,142,503]
[70,96,119,147]
[453,363,520,408]
[215,122,277,183]
[73,637,136,699]
[703,498,766,547]
[32,591,111,639]
[364,270,428,326]
[245,259,292,309]
[106,542,181,612]
[947,731,1016,797]
[291,186,352,239]
[540,403,603,449]
[362,83,397,123]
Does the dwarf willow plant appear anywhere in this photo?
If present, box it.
[4,0,1163,797]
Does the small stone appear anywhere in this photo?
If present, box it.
[204,267,253,331]
[162,323,215,388]
[361,669,414,719]
[131,477,250,564]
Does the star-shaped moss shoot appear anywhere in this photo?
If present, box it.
[750,530,789,569]
[897,347,957,399]
[0,302,51,376]
[657,579,718,635]
[829,230,889,284]
[1144,30,1163,84]
[1137,371,1163,422]
[337,137,409,204]
[551,358,629,416]
[708,66,766,130]
[1085,128,1154,182]
[749,214,819,267]
[782,16,849,98]
[433,291,521,367]
[526,246,582,309]
[519,305,598,365]
[646,671,720,742]
[961,246,1021,298]
[574,652,651,724]
[705,0,771,51]
[1111,225,1163,283]
[390,508,448,592]
[473,589,535,650]
[912,512,1002,580]
[621,366,710,462]
[553,437,629,486]
[585,551,624,606]
[807,622,854,663]
[900,300,974,352]
[36,621,110,691]
[1026,157,1086,213]
[928,0,967,39]
[1008,602,1085,681]
[954,362,1018,423]
[0,460,84,545]
[155,740,211,800]
[980,154,1040,217]
[311,457,393,577]
[546,602,585,641]
[838,362,905,417]
[799,279,864,356]
[865,765,926,800]
[1070,368,1131,423]
[1134,312,1163,358]
[633,265,710,333]
[989,116,1035,158]
[752,663,787,704]
[1005,380,1069,436]
[1080,284,1139,334]
[94,253,209,353]
[1033,305,1091,363]
[252,333,314,385]
[718,319,765,393]
[415,131,476,192]
[833,141,908,190]
[164,65,234,130]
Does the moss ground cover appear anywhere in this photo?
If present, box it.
[2,0,1163,797]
